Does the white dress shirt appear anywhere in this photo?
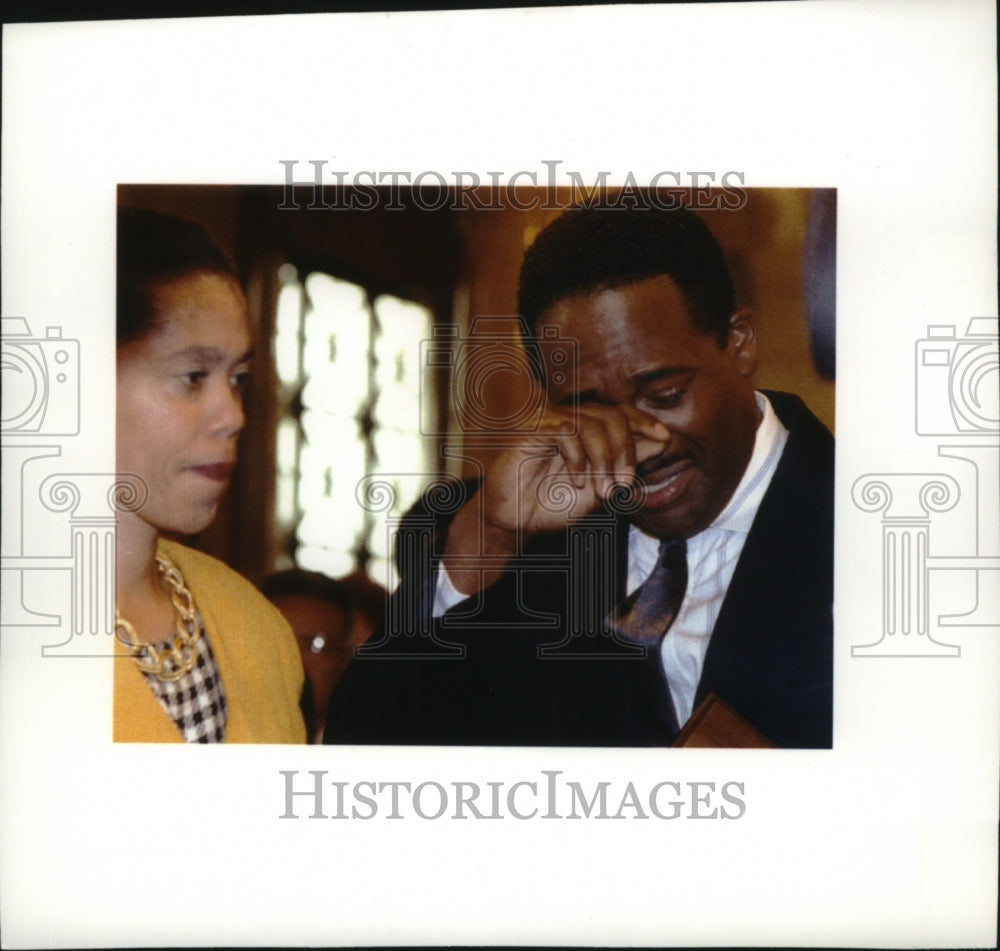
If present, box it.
[630,392,788,725]
[432,392,788,728]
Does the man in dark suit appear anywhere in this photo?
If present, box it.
[325,206,833,749]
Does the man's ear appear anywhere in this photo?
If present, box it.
[727,307,758,376]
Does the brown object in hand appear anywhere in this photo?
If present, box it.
[671,693,775,748]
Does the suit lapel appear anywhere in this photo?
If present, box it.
[694,393,833,740]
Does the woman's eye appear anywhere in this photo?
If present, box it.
[183,370,208,388]
[231,370,252,392]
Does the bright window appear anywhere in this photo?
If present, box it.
[273,265,437,588]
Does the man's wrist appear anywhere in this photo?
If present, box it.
[442,492,519,595]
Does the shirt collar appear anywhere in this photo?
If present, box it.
[709,391,788,534]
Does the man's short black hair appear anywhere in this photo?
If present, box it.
[517,206,735,345]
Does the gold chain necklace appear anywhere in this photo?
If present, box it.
[115,555,201,683]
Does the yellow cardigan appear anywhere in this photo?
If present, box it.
[114,539,306,744]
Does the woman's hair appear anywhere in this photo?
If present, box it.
[116,207,239,347]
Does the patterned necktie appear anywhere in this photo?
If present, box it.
[606,537,689,735]
[607,538,688,645]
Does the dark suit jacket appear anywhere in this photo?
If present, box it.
[325,392,833,748]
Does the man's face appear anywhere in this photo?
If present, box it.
[537,274,761,540]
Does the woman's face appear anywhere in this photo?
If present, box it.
[116,272,252,537]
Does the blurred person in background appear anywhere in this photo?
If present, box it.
[262,568,385,744]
